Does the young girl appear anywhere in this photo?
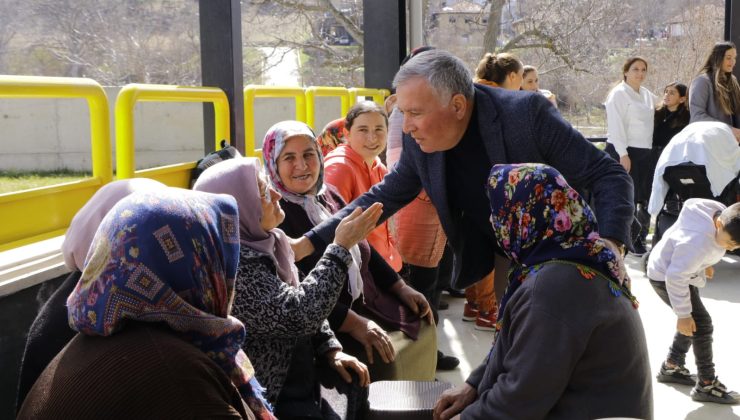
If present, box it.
[324,101,403,272]
[652,82,690,169]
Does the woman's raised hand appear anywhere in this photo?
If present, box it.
[333,203,383,249]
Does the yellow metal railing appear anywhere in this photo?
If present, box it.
[305,86,350,131]
[115,83,229,186]
[349,87,390,107]
[244,85,307,157]
[0,75,111,251]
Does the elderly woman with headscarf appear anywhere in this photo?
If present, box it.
[262,120,436,382]
[17,188,274,419]
[193,157,380,419]
[434,163,652,420]
[15,178,166,413]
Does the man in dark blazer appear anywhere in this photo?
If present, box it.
[292,49,633,294]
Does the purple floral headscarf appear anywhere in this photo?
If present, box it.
[488,163,637,327]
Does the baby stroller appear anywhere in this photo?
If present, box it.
[649,122,740,245]
[652,163,739,245]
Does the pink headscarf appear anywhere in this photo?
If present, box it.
[193,157,300,287]
[61,178,166,271]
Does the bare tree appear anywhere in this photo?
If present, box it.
[244,0,365,86]
[8,0,200,84]
[0,0,29,73]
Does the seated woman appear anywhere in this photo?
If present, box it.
[262,120,437,381]
[17,188,273,419]
[15,178,165,413]
[193,157,379,419]
[434,163,652,420]
[324,101,403,272]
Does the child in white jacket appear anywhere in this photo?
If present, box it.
[647,198,740,404]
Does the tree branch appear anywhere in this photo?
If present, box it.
[316,0,364,46]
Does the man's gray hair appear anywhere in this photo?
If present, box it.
[393,49,474,102]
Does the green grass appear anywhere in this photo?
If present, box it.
[0,170,90,194]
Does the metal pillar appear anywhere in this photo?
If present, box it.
[198,0,245,154]
[408,0,423,50]
[363,0,407,89]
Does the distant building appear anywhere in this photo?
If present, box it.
[429,0,488,48]
[665,4,723,38]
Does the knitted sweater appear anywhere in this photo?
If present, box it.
[233,244,351,402]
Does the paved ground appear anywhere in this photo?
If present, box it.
[434,252,740,420]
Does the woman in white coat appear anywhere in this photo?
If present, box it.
[605,56,658,255]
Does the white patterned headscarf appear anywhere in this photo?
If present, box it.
[262,120,364,301]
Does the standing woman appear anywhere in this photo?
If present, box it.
[474,52,524,91]
[689,41,740,142]
[605,56,659,254]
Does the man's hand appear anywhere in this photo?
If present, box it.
[601,237,631,289]
[677,316,696,336]
[705,266,715,279]
[433,383,477,420]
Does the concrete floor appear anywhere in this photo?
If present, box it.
[434,252,740,420]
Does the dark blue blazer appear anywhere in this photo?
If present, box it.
[309,84,634,288]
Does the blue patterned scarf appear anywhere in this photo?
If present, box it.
[66,188,275,419]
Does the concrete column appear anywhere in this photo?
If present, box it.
[198,0,245,154]
[363,0,407,89]
[408,0,424,50]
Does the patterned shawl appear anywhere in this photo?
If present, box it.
[316,118,347,157]
[487,163,637,328]
[62,178,165,271]
[262,120,363,301]
[66,188,275,419]
[193,157,300,287]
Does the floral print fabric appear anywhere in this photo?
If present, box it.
[66,188,275,419]
[317,118,347,157]
[487,163,637,326]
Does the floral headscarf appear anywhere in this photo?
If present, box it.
[316,118,347,157]
[488,163,637,327]
[66,188,275,419]
[262,120,364,301]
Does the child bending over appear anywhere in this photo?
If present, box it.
[648,198,740,404]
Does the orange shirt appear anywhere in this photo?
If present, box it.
[324,144,403,272]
